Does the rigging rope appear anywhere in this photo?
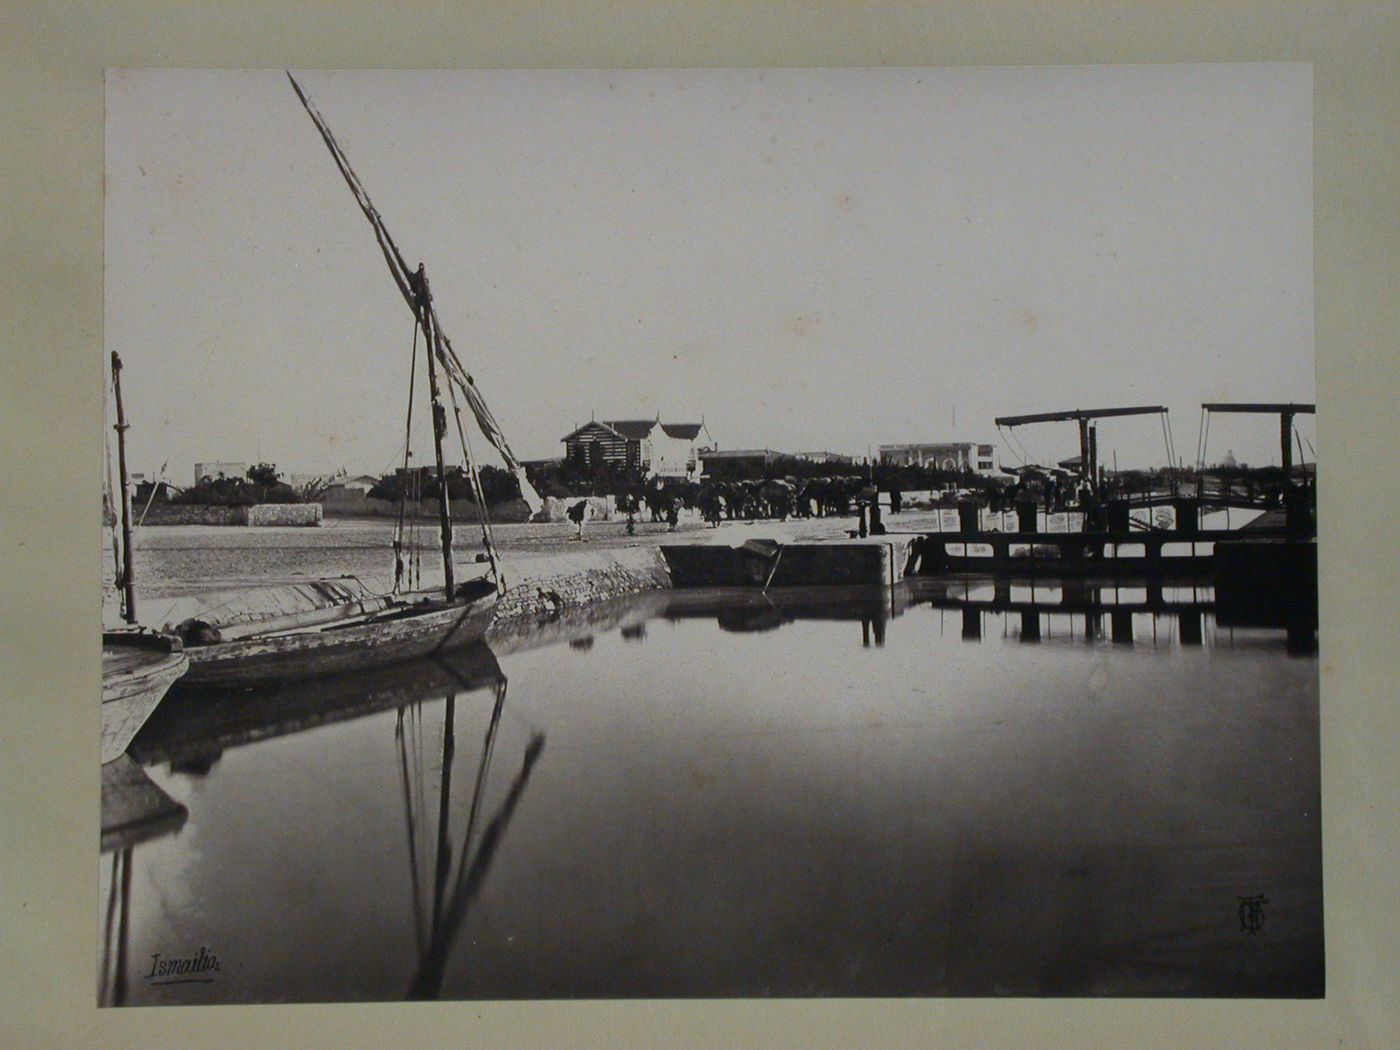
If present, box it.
[1198,406,1209,473]
[998,424,1030,467]
[393,317,422,594]
[102,378,123,607]
[1158,410,1176,495]
[452,677,508,892]
[396,704,428,956]
[444,369,506,593]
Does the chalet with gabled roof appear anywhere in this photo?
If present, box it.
[561,415,712,477]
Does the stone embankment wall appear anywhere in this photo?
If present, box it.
[492,546,671,625]
[142,503,322,526]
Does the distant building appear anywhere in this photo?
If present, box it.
[561,417,712,477]
[131,473,174,504]
[795,451,856,465]
[878,442,998,475]
[194,461,248,484]
[324,474,378,494]
[319,474,379,511]
[284,472,337,492]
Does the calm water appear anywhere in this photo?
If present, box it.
[102,578,1321,1002]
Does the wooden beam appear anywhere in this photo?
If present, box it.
[996,405,1166,426]
[1202,402,1315,414]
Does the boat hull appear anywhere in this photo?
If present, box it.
[176,591,497,689]
[102,637,188,764]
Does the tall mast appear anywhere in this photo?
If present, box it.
[110,352,138,623]
[414,266,455,600]
[288,72,543,595]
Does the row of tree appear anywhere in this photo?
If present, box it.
[161,463,319,506]
[523,456,1007,498]
[366,464,523,506]
[152,458,1305,510]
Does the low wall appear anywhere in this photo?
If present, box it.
[247,503,322,527]
[140,503,322,526]
[141,504,246,526]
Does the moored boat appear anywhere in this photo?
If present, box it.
[102,632,188,764]
[173,580,498,689]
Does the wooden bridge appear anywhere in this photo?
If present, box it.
[911,526,1286,578]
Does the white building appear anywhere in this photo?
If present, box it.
[561,417,713,477]
[878,442,998,475]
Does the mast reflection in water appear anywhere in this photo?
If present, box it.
[106,580,1319,1001]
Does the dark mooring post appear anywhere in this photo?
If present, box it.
[1077,416,1091,490]
[1083,609,1102,643]
[1179,610,1203,646]
[1019,610,1041,643]
[110,352,138,624]
[1111,610,1134,645]
[1280,411,1294,477]
[1088,423,1099,490]
[961,607,981,641]
[415,266,455,600]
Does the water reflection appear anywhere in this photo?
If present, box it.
[911,577,1314,654]
[402,675,545,999]
[105,581,1319,1001]
[115,646,544,1003]
[99,847,134,1008]
[99,756,188,1007]
[649,577,1312,654]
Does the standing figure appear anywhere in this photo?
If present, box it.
[567,498,591,540]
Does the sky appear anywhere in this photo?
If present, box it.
[105,65,1313,485]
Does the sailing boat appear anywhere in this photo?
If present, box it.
[103,351,188,763]
[169,75,539,690]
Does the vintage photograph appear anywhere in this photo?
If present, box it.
[99,65,1318,1002]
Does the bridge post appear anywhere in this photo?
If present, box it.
[1110,610,1134,644]
[961,607,981,640]
[1172,497,1200,536]
[1019,610,1041,643]
[1180,610,1203,646]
